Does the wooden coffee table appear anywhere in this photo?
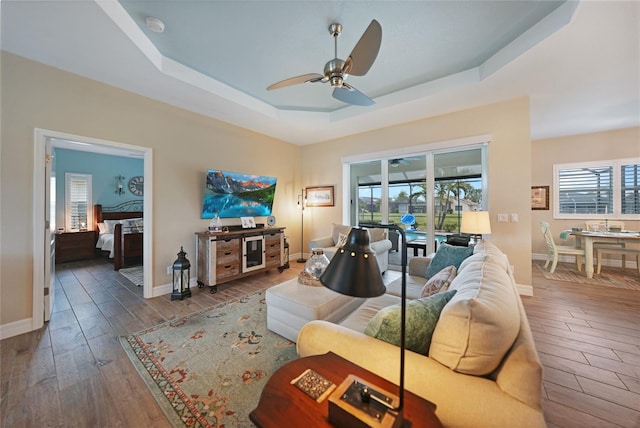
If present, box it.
[250,352,443,427]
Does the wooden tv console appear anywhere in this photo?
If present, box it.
[195,227,286,293]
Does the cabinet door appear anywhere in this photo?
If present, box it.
[264,232,283,268]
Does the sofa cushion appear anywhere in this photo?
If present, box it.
[336,232,349,247]
[367,228,386,242]
[421,265,457,297]
[364,290,457,355]
[425,243,473,279]
[331,223,352,245]
[429,259,520,376]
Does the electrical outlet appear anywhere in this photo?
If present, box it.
[166,265,173,275]
[497,213,508,223]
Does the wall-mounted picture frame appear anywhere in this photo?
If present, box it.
[240,216,256,228]
[531,186,549,210]
[306,186,335,207]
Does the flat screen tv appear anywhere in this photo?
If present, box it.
[201,169,277,219]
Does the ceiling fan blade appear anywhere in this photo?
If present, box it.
[332,84,374,106]
[267,73,324,90]
[346,19,382,76]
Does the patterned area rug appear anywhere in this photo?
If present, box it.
[535,261,640,291]
[119,266,144,286]
[120,291,296,427]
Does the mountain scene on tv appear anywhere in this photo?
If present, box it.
[202,170,277,218]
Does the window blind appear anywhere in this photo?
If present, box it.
[65,173,92,231]
[621,163,640,215]
[557,166,612,215]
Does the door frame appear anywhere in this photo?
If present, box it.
[33,128,153,330]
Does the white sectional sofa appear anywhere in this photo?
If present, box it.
[308,223,393,273]
[296,241,545,427]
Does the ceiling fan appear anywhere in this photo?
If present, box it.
[390,158,410,167]
[267,20,382,106]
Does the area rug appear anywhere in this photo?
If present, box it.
[119,266,144,286]
[535,261,640,291]
[120,291,296,427]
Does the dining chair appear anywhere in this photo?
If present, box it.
[540,221,585,274]
[584,221,626,267]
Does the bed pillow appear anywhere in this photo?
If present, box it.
[104,219,120,234]
[97,222,108,234]
[425,243,473,279]
[364,290,457,355]
[421,265,457,297]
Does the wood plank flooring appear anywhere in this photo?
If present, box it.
[523,265,640,428]
[1,258,639,427]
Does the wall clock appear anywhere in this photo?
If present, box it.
[128,176,144,197]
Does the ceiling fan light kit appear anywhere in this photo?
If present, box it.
[267,20,382,106]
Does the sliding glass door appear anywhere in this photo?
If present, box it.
[348,144,487,258]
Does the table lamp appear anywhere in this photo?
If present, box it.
[461,211,491,242]
[320,223,406,428]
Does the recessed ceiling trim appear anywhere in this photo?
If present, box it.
[96,0,279,120]
[480,0,579,80]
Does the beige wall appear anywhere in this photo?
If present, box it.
[531,127,640,255]
[1,52,302,327]
[300,97,533,285]
[5,49,633,336]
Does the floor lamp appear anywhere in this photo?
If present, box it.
[320,222,406,427]
[297,189,306,263]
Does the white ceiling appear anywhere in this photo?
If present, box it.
[2,1,638,146]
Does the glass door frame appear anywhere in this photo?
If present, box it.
[342,136,490,255]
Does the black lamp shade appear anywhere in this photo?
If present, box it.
[320,228,386,298]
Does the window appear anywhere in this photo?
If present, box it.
[553,158,640,219]
[65,173,92,231]
[622,162,640,214]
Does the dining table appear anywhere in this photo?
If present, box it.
[569,230,640,278]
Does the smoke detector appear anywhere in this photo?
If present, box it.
[145,17,165,33]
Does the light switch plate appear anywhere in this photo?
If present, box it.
[497,213,509,223]
[510,213,519,223]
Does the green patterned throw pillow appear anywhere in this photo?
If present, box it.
[364,290,457,355]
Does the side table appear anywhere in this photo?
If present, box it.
[250,351,443,427]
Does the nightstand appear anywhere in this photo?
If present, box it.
[55,231,97,264]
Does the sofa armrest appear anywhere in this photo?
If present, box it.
[308,236,334,250]
[408,256,432,277]
[297,320,545,428]
[371,238,392,254]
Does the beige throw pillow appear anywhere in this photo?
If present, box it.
[336,232,349,247]
[429,259,520,376]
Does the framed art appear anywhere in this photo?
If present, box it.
[306,186,335,207]
[531,186,549,210]
[240,216,256,228]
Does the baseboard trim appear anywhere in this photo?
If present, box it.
[516,284,533,296]
[0,317,35,340]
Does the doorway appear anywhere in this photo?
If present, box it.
[33,129,153,331]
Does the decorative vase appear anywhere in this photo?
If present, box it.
[305,248,330,280]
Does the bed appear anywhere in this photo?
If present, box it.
[94,200,144,271]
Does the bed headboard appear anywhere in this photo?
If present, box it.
[94,200,144,226]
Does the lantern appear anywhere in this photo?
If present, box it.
[171,246,192,300]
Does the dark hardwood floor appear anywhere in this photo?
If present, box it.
[1,258,639,427]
